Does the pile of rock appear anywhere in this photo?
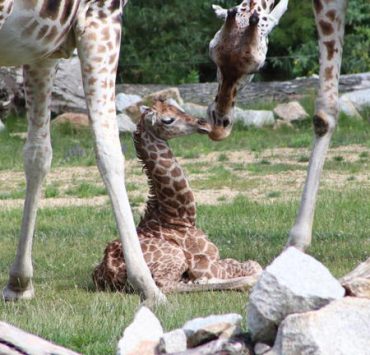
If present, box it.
[247,247,370,354]
[118,248,370,355]
[118,308,254,355]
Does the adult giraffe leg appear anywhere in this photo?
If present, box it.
[3,59,57,300]
[0,0,14,30]
[75,3,166,305]
[287,0,347,251]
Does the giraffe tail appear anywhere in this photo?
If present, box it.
[168,274,261,294]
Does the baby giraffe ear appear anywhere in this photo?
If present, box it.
[212,4,228,20]
[140,105,151,115]
[140,105,157,125]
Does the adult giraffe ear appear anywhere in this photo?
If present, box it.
[212,4,228,20]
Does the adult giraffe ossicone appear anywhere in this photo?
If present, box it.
[208,0,348,252]
[0,0,165,306]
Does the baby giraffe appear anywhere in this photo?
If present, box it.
[93,100,262,293]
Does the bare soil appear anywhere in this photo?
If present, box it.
[0,145,368,210]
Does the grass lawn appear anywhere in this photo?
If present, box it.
[0,101,369,353]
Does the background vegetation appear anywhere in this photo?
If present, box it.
[118,0,370,84]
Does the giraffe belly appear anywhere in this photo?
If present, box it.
[0,1,76,66]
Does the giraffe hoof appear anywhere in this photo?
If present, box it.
[2,285,35,301]
[141,290,167,309]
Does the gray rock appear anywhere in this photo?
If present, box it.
[248,247,345,344]
[116,93,142,113]
[117,113,136,133]
[255,342,272,355]
[182,103,274,128]
[158,329,187,354]
[341,88,370,111]
[172,335,254,355]
[235,109,275,128]
[182,313,242,348]
[182,102,208,118]
[339,96,362,119]
[146,87,184,106]
[53,55,86,114]
[117,306,163,355]
[273,101,309,122]
[52,112,90,129]
[0,119,5,132]
[267,297,370,355]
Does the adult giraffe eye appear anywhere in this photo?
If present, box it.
[161,117,175,125]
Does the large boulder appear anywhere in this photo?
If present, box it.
[248,247,345,344]
[117,307,163,355]
[273,101,308,122]
[266,297,370,355]
[116,93,142,113]
[182,103,274,128]
[235,109,275,127]
[182,313,242,348]
[339,96,362,119]
[182,102,208,118]
[340,257,370,299]
[52,112,90,129]
[117,113,137,133]
[340,88,370,112]
[158,329,187,354]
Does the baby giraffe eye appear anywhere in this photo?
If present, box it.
[161,117,175,125]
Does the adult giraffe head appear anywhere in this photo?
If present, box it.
[207,0,289,140]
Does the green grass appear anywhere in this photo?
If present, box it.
[1,103,369,171]
[0,189,369,353]
[65,182,106,198]
[0,100,369,353]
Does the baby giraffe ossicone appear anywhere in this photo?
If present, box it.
[93,101,262,293]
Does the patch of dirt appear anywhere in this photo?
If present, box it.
[0,145,368,209]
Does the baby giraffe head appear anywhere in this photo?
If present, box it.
[139,100,211,140]
[207,0,288,141]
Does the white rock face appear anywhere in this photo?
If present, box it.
[267,297,370,355]
[147,88,184,106]
[182,313,242,348]
[182,103,274,128]
[158,329,187,354]
[116,113,137,133]
[117,306,163,355]
[182,102,208,118]
[248,247,345,344]
[116,93,142,113]
[235,109,275,128]
[339,96,362,119]
[341,89,370,111]
[273,101,309,122]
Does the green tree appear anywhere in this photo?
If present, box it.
[119,0,370,84]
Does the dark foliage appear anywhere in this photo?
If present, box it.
[118,0,370,84]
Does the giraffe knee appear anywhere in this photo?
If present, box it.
[313,111,336,137]
[23,141,52,178]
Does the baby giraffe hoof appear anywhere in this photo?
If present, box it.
[2,285,35,301]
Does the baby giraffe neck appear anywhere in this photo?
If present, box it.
[134,127,196,227]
